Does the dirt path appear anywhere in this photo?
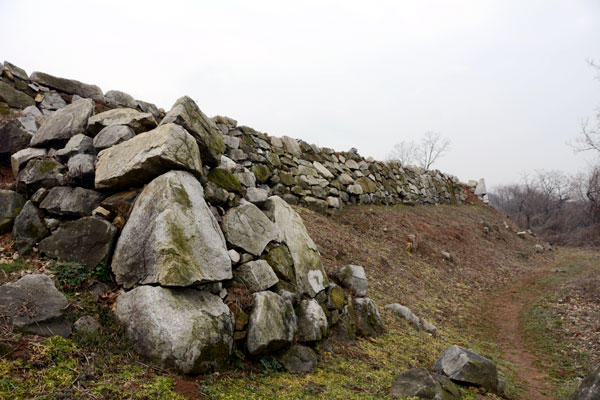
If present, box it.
[489,265,554,400]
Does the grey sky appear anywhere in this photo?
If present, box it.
[2,0,599,187]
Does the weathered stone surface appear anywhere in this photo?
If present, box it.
[0,190,25,233]
[247,291,297,355]
[39,217,117,269]
[92,125,135,150]
[39,92,67,111]
[99,190,138,219]
[385,303,420,326]
[135,100,160,119]
[245,187,269,204]
[263,196,329,297]
[40,186,105,217]
[263,244,295,283]
[569,365,600,400]
[160,96,225,166]
[276,345,318,374]
[55,134,94,159]
[389,368,460,400]
[88,108,157,135]
[281,136,302,156]
[18,159,66,194]
[0,121,33,156]
[74,315,101,334]
[0,81,35,108]
[67,154,95,181]
[433,345,498,392]
[233,260,279,293]
[104,90,137,109]
[30,98,94,147]
[297,299,328,342]
[30,71,104,103]
[95,123,202,190]
[222,202,280,256]
[12,201,50,255]
[347,184,363,195]
[353,297,384,337]
[115,286,234,373]
[333,264,368,297]
[10,147,47,176]
[0,274,70,337]
[111,171,231,288]
[356,177,377,193]
[3,61,29,81]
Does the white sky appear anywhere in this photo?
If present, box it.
[1,0,599,186]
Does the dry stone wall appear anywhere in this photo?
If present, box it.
[0,61,463,373]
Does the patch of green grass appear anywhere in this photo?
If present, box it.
[0,259,29,275]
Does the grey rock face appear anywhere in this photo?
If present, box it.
[95,123,202,190]
[88,108,157,135]
[104,90,137,109]
[0,274,70,337]
[0,121,33,156]
[39,92,67,111]
[30,98,94,147]
[222,202,280,256]
[115,286,234,374]
[0,190,25,233]
[3,61,29,81]
[74,315,101,334]
[263,196,329,297]
[276,345,318,374]
[55,134,94,159]
[297,299,328,342]
[10,147,47,176]
[233,260,279,293]
[385,303,420,327]
[389,368,460,400]
[40,186,105,217]
[39,216,117,269]
[247,291,297,355]
[67,154,95,181]
[433,345,498,392]
[111,170,232,288]
[353,297,384,337]
[160,96,225,166]
[569,365,600,400]
[17,159,66,194]
[12,201,50,255]
[30,71,104,103]
[92,125,135,150]
[0,81,35,108]
[333,265,368,297]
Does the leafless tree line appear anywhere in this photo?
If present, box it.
[387,131,451,170]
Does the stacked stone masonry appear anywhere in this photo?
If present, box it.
[0,61,463,373]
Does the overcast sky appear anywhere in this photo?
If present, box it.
[2,0,599,187]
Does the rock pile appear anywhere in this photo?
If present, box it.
[0,62,392,374]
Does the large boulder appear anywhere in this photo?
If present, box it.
[0,121,33,156]
[233,260,279,293]
[222,202,280,256]
[12,201,50,255]
[0,81,35,108]
[104,90,137,109]
[39,217,117,269]
[94,123,202,190]
[115,286,234,374]
[30,98,94,148]
[353,297,384,337]
[276,345,318,374]
[297,299,328,342]
[0,190,25,233]
[433,345,498,392]
[39,186,105,217]
[0,274,70,337]
[247,291,297,355]
[333,265,368,297]
[111,170,231,288]
[30,71,104,103]
[17,158,66,194]
[389,368,460,400]
[263,196,329,297]
[87,108,157,135]
[92,125,135,150]
[570,365,600,400]
[160,96,225,166]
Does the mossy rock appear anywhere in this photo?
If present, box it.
[279,172,295,186]
[252,164,272,183]
[0,102,10,115]
[208,168,243,194]
[263,245,296,284]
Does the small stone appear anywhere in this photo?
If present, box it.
[74,315,101,334]
[228,249,241,264]
[297,298,328,342]
[333,265,368,297]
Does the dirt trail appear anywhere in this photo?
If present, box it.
[489,265,554,400]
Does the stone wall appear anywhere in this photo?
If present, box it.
[0,61,463,373]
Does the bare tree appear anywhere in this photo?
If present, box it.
[571,60,600,153]
[387,131,451,170]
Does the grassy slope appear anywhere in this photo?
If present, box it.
[1,201,556,399]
